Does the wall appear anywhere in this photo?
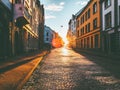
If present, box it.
[102,0,115,31]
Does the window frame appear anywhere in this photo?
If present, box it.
[105,12,111,29]
[104,0,111,9]
[88,9,90,19]
[93,18,97,29]
[93,2,97,14]
[88,23,90,32]
[119,6,120,26]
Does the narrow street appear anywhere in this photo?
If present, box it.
[22,47,120,90]
[1,0,120,90]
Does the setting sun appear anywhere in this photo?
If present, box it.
[62,37,69,46]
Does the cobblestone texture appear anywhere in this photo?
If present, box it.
[22,47,120,90]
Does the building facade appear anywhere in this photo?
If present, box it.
[0,0,12,59]
[38,4,44,50]
[13,0,44,54]
[44,25,54,47]
[76,0,101,51]
[67,15,77,48]
[0,0,44,59]
[44,25,64,48]
[100,0,120,53]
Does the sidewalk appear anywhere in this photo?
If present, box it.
[0,50,48,90]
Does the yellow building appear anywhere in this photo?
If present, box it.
[76,0,101,50]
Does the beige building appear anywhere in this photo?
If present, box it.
[12,0,44,55]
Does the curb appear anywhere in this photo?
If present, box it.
[0,51,48,90]
[16,51,49,90]
[16,56,43,90]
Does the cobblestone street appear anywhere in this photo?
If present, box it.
[22,47,120,90]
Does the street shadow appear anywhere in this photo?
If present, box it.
[74,50,120,79]
[0,56,40,74]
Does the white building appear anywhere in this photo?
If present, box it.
[44,25,55,46]
[68,14,77,48]
[100,0,120,53]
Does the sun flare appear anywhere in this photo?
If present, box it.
[63,37,69,45]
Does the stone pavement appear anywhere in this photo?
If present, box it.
[22,48,120,90]
[0,50,48,90]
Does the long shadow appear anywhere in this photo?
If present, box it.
[74,50,120,79]
[0,56,40,74]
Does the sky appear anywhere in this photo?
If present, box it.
[40,0,89,40]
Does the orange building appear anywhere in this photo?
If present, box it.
[76,0,101,50]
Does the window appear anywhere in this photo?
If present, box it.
[81,15,84,24]
[85,9,90,21]
[46,32,49,36]
[88,23,90,32]
[81,27,84,35]
[93,18,97,29]
[83,27,84,34]
[83,15,84,23]
[86,23,90,33]
[105,0,111,9]
[88,9,90,18]
[80,29,82,36]
[85,12,87,21]
[85,25,87,33]
[93,2,97,14]
[105,12,111,29]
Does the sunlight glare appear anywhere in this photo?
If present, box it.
[61,35,69,47]
[63,37,69,45]
[62,47,68,55]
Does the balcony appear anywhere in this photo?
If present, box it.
[14,4,31,27]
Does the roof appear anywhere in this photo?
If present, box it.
[75,0,95,18]
[75,7,84,17]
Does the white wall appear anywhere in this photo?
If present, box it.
[102,0,115,31]
[118,0,120,26]
[70,16,76,36]
[44,26,53,44]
